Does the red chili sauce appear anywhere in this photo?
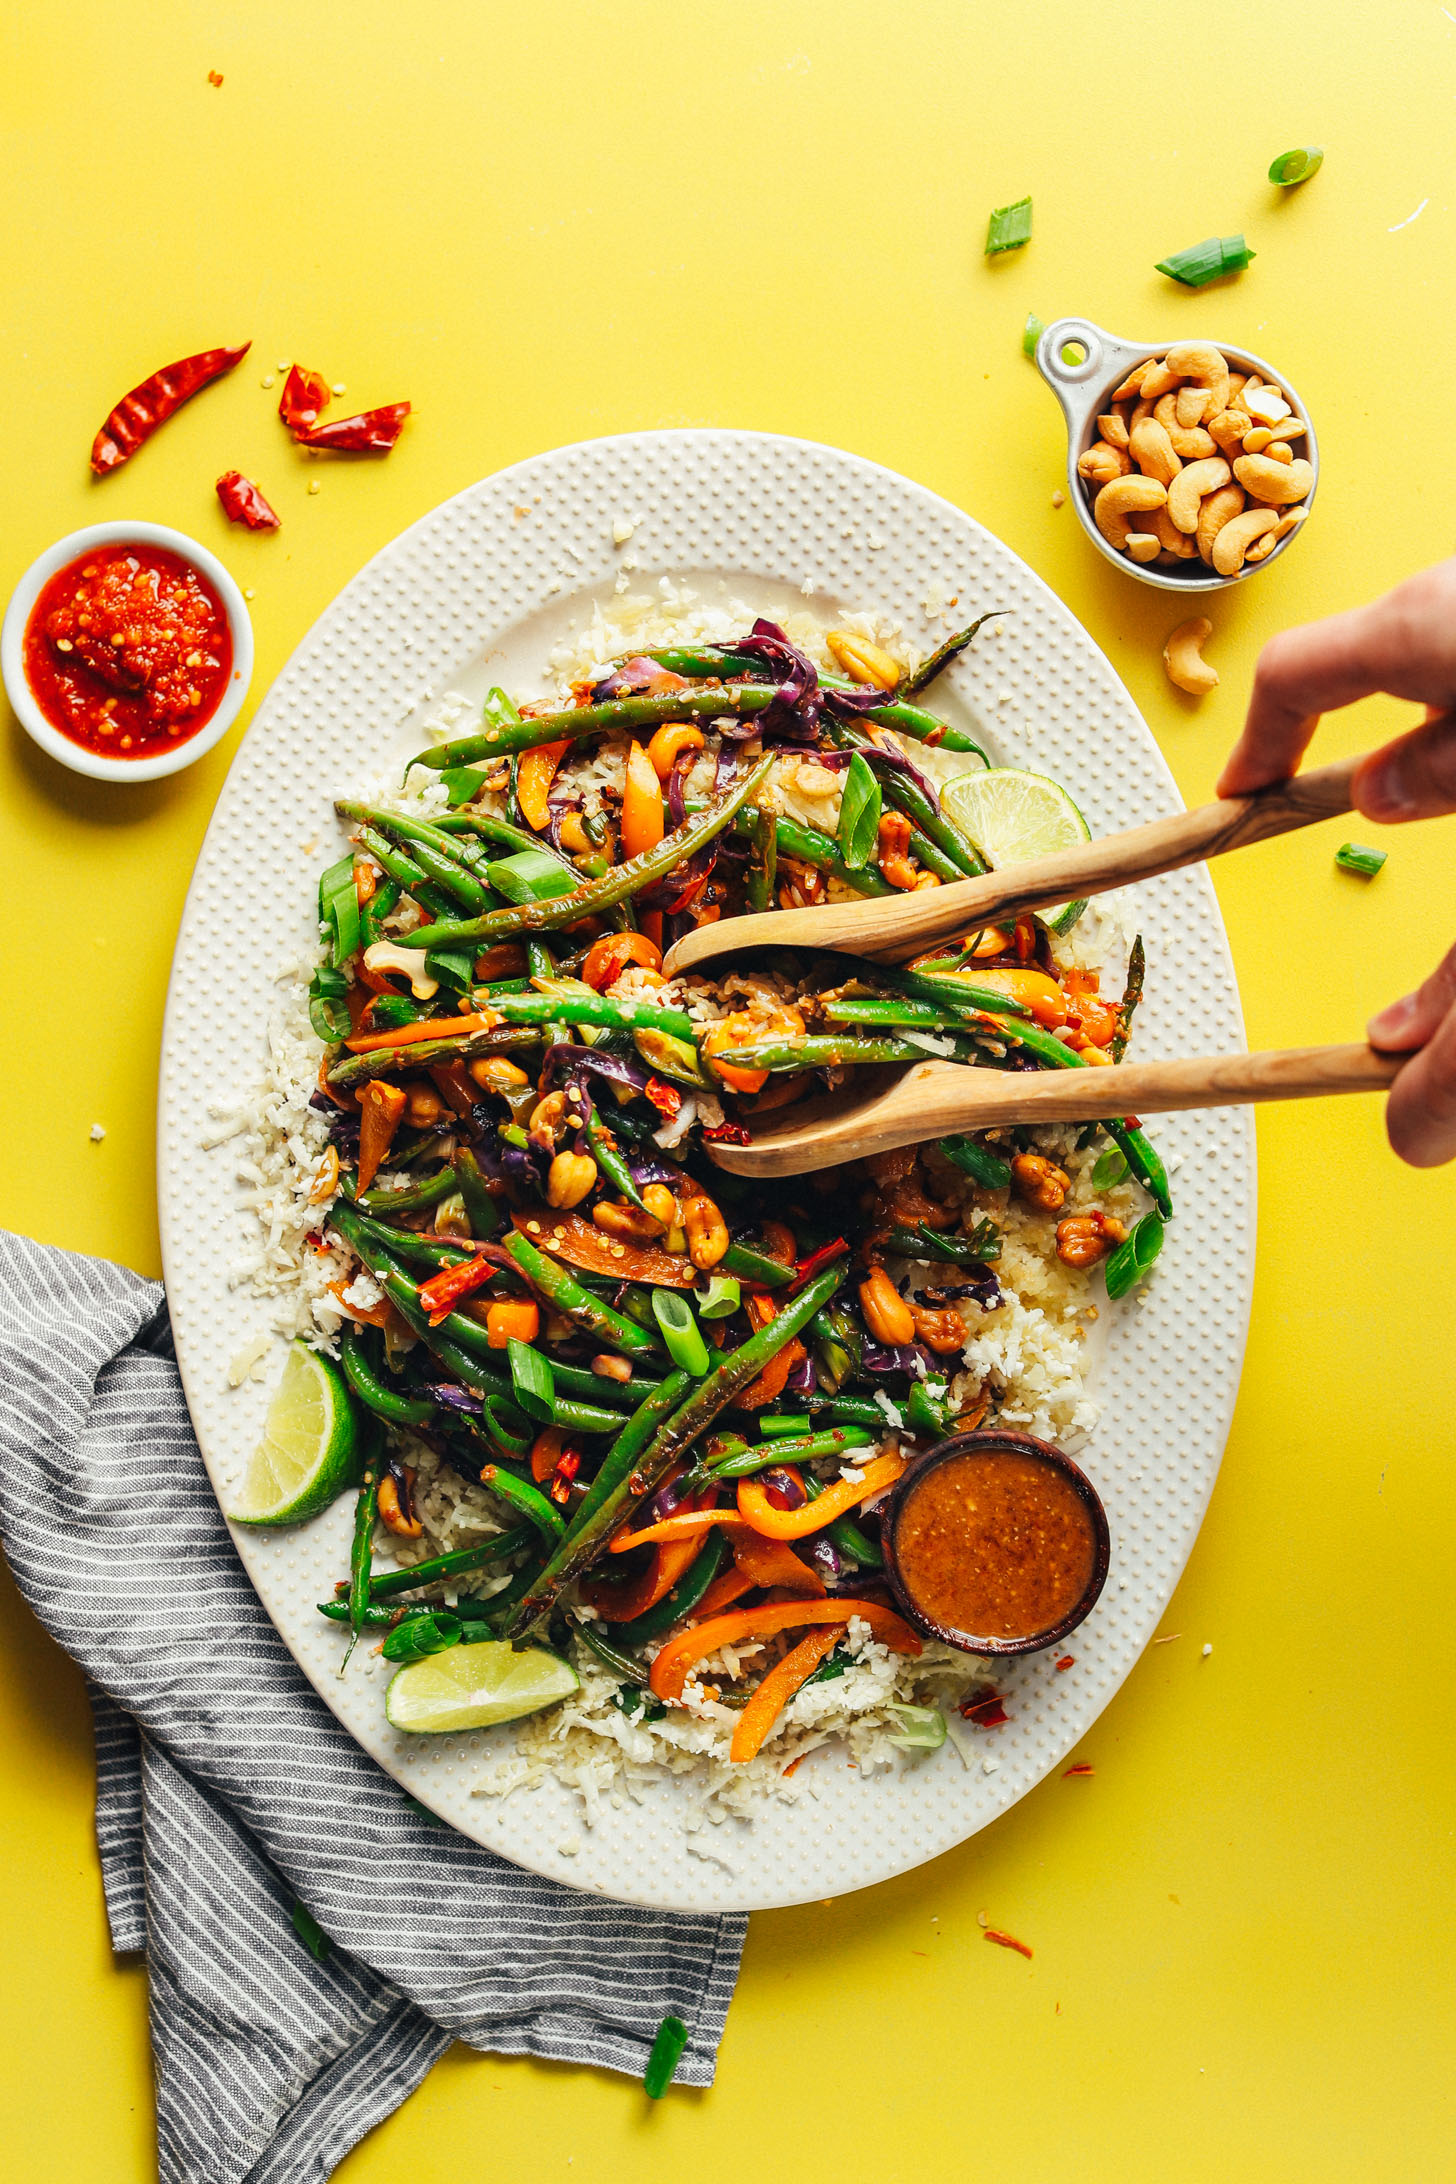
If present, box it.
[22,543,232,759]
[893,1447,1097,1644]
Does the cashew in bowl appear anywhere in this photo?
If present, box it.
[1078,344,1313,575]
[1162,616,1219,696]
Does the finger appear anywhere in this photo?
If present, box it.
[1384,998,1456,1168]
[1216,557,1456,798]
[1352,711,1456,822]
[1368,935,1456,1051]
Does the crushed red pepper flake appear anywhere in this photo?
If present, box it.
[1054,1654,1075,1671]
[1063,1762,1095,1778]
[207,69,223,85]
[961,1691,1009,1726]
[984,1928,1033,1960]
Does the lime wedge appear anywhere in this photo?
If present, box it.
[231,1339,361,1526]
[941,766,1091,933]
[386,1641,579,1734]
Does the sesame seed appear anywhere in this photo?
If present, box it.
[332,382,347,396]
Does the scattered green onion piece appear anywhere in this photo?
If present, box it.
[719,1240,795,1289]
[836,750,882,870]
[318,854,361,968]
[650,1290,710,1377]
[1155,234,1255,288]
[1103,1212,1165,1301]
[758,1413,810,1439]
[1091,1146,1129,1189]
[483,685,522,728]
[643,2014,690,2099]
[1022,312,1044,357]
[442,766,488,807]
[1335,842,1387,879]
[694,1273,741,1321]
[883,1703,947,1752]
[426,945,477,994]
[307,965,351,1041]
[487,848,578,904]
[291,1902,331,1962]
[1269,146,1323,187]
[381,1609,463,1662]
[985,196,1032,255]
[482,1393,534,1458]
[938,1135,1012,1191]
[508,1339,556,1424]
[906,1380,955,1442]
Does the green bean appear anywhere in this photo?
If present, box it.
[886,1223,1000,1267]
[744,802,777,913]
[359,878,401,950]
[804,1476,883,1568]
[411,686,777,772]
[705,1426,874,1478]
[880,964,1030,1023]
[451,1146,503,1238]
[1106,1120,1172,1220]
[571,1615,650,1684]
[355,1166,458,1218]
[502,1231,663,1358]
[828,722,986,878]
[318,1598,419,1628]
[347,1449,380,1649]
[406,756,773,951]
[436,807,578,881]
[558,1370,696,1545]
[548,1358,665,1409]
[477,1463,566,1541]
[720,1240,795,1288]
[502,1263,847,1636]
[721,1035,936,1073]
[822,995,957,1030]
[335,802,490,912]
[366,1525,536,1600]
[606,1529,729,1643]
[938,1136,1012,1190]
[328,1024,543,1090]
[585,1102,646,1213]
[343,1213,467,1273]
[1111,933,1145,1063]
[712,803,892,897]
[640,646,770,680]
[481,989,697,1040]
[339,1326,435,1427]
[897,612,1006,700]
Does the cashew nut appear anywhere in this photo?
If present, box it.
[827,631,902,689]
[1150,504,1198,558]
[1138,357,1181,400]
[1129,415,1181,486]
[1162,616,1218,696]
[1166,456,1233,533]
[1152,394,1215,458]
[1244,383,1292,426]
[1195,482,1247,565]
[1109,364,1151,402]
[1266,418,1308,443]
[1243,533,1279,565]
[1241,425,1273,454]
[1207,408,1253,458]
[1096,412,1130,449]
[1093,474,1167,550]
[1125,532,1162,564]
[1163,342,1232,417]
[1211,506,1281,575]
[1270,503,1310,540]
[1078,441,1131,487]
[1233,454,1315,507]
[1129,396,1155,431]
[1225,372,1248,408]
[362,942,438,999]
[1175,385,1212,429]
[1263,440,1295,465]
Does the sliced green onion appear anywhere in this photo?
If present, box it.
[836,750,882,870]
[985,196,1032,255]
[1155,234,1256,288]
[1335,841,1387,879]
[487,849,578,904]
[1103,1212,1165,1301]
[482,1393,534,1457]
[381,1609,463,1662]
[307,964,351,1041]
[644,2013,689,2099]
[758,1413,811,1438]
[694,1273,741,1320]
[1091,1146,1129,1189]
[651,1290,710,1376]
[291,1902,331,1962]
[906,1380,954,1442]
[1022,312,1044,357]
[442,765,488,807]
[508,1338,556,1423]
[1269,145,1323,187]
[884,1702,947,1752]
[483,685,522,728]
[425,945,477,993]
[319,854,361,967]
[937,1135,1012,1191]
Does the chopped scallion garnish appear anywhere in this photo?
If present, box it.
[487,848,578,904]
[884,1702,947,1751]
[651,1290,710,1376]
[1269,146,1323,188]
[836,750,882,870]
[508,1337,556,1423]
[1104,1212,1165,1301]
[694,1272,741,1320]
[1091,1145,1129,1189]
[985,196,1033,255]
[1335,841,1387,879]
[643,2013,689,2099]
[1022,312,1044,356]
[318,854,361,967]
[1155,234,1255,288]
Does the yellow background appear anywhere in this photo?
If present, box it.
[3,2,1455,2176]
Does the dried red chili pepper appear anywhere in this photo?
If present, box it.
[90,341,251,474]
[278,364,331,436]
[788,1237,848,1291]
[984,1928,1033,1960]
[548,1449,582,1505]
[644,1077,682,1120]
[701,1121,750,1145]
[215,471,281,530]
[296,402,411,453]
[961,1692,1009,1727]
[418,1252,494,1322]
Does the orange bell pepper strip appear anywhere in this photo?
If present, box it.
[608,1509,744,1554]
[969,965,1068,1029]
[417,1253,495,1323]
[344,1011,498,1054]
[729,1625,842,1763]
[530,1427,571,1485]
[696,1567,758,1619]
[621,739,666,858]
[736,1293,808,1408]
[649,1599,921,1702]
[356,1081,407,1194]
[730,1527,826,1597]
[517,739,570,832]
[579,1535,702,1623]
[582,930,662,992]
[736,1452,906,1540]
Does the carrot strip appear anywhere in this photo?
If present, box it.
[649,1599,920,1702]
[730,1625,841,1763]
[695,1568,758,1619]
[736,1453,905,1540]
[729,1528,825,1597]
[608,1510,743,1554]
[517,739,570,832]
[344,1011,497,1054]
[356,1081,406,1194]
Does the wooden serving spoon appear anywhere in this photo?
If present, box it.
[706,1044,1404,1176]
[663,754,1360,977]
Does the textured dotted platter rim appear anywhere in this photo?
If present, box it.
[158,430,1255,1913]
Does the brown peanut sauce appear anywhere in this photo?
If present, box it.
[894,1448,1096,1643]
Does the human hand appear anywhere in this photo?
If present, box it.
[1216,555,1456,1167]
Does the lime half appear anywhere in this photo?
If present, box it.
[231,1339,361,1526]
[386,1641,579,1734]
[941,766,1091,933]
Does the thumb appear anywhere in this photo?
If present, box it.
[1352,712,1456,821]
[1369,934,1456,1051]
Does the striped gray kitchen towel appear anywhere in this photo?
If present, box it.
[0,1231,744,2184]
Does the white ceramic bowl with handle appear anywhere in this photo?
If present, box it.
[1035,315,1319,595]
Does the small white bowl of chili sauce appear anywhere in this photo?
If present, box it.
[882,1430,1111,1656]
[2,520,253,783]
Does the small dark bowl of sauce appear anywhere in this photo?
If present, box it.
[882,1430,1110,1656]
[2,521,252,782]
